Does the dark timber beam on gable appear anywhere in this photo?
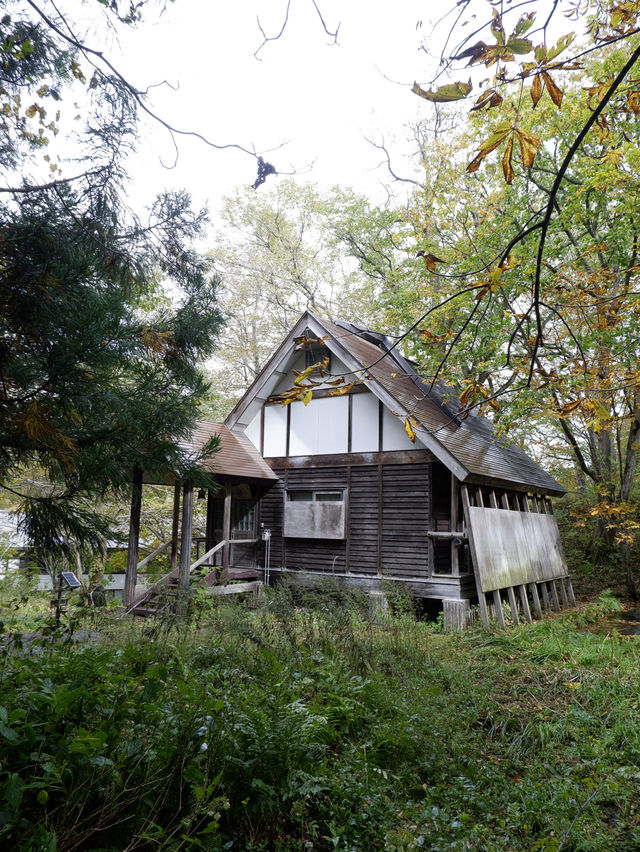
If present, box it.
[265,449,436,468]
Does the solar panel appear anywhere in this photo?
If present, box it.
[61,571,81,588]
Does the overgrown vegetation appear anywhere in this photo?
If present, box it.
[0,583,638,851]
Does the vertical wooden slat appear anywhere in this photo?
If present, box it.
[179,482,194,589]
[558,577,569,608]
[493,590,505,627]
[540,581,551,611]
[531,495,539,513]
[259,405,265,456]
[221,482,232,571]
[518,584,532,622]
[347,393,353,453]
[565,576,576,606]
[489,490,499,508]
[501,492,510,510]
[521,494,530,512]
[124,467,143,607]
[170,483,180,572]
[529,582,543,619]
[507,585,520,625]
[461,485,490,629]
[549,580,560,612]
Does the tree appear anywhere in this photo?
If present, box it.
[205,180,386,414]
[0,1,223,551]
[392,42,640,588]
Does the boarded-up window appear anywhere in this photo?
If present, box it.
[284,488,346,539]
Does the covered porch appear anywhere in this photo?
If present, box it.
[122,421,277,612]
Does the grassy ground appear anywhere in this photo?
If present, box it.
[0,581,638,851]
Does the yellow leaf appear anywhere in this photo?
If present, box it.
[515,128,540,169]
[412,80,472,102]
[531,73,542,107]
[542,71,563,107]
[404,416,417,443]
[502,133,515,183]
[303,389,313,406]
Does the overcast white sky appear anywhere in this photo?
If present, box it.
[92,0,455,214]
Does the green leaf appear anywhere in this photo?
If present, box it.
[547,33,575,61]
[506,38,533,55]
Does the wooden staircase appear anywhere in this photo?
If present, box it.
[124,540,262,619]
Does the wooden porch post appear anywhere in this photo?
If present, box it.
[170,483,181,572]
[124,467,143,606]
[179,481,194,589]
[222,482,232,571]
[206,487,216,564]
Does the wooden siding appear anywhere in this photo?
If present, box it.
[258,459,433,579]
[259,472,285,567]
[381,463,429,578]
[348,465,379,574]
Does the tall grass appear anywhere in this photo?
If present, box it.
[0,583,638,850]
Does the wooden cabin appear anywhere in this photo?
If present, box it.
[222,312,574,629]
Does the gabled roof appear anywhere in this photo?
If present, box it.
[185,421,278,483]
[143,421,278,485]
[226,312,565,496]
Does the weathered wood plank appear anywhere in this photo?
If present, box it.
[493,589,505,627]
[540,581,551,611]
[518,584,532,622]
[549,580,560,612]
[565,576,576,606]
[507,585,520,625]
[558,576,569,608]
[461,485,490,628]
[466,505,569,592]
[529,582,543,619]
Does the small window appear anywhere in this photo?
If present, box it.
[305,344,331,371]
[288,491,314,502]
[287,490,343,502]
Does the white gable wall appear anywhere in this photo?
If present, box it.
[382,406,418,451]
[350,392,378,453]
[263,405,287,457]
[289,396,349,455]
